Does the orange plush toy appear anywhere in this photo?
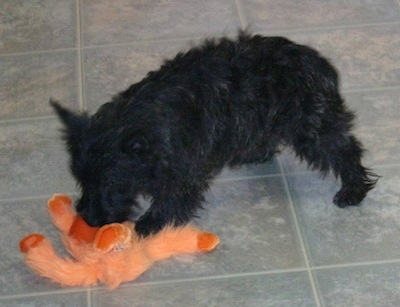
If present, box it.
[19,194,220,289]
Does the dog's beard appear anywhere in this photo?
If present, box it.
[129,194,152,222]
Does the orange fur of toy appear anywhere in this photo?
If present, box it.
[20,194,219,289]
[21,234,100,287]
[143,225,220,261]
[48,194,100,243]
[47,194,74,232]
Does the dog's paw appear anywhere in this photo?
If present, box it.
[333,188,366,208]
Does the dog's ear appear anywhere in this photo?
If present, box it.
[50,99,91,149]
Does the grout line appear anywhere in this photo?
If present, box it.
[76,0,85,111]
[311,258,400,271]
[0,115,56,125]
[1,21,399,59]
[1,270,310,301]
[81,0,90,295]
[214,171,282,183]
[0,288,88,301]
[0,37,190,58]
[234,0,247,28]
[88,258,400,291]
[258,20,400,36]
[81,36,197,51]
[99,268,311,291]
[277,156,322,307]
[0,47,78,58]
[86,288,91,307]
[372,163,400,170]
[0,192,78,204]
[42,19,400,56]
[3,257,400,300]
[343,85,400,94]
[214,159,400,186]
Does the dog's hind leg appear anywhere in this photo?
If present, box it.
[287,112,378,207]
[329,134,378,207]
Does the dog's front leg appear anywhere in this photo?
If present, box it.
[134,210,168,237]
[135,188,204,237]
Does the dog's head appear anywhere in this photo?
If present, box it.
[50,100,156,226]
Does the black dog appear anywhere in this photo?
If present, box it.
[51,32,378,236]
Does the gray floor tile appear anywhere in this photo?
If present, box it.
[0,291,88,307]
[288,167,400,266]
[83,41,186,112]
[81,0,240,46]
[202,177,305,271]
[347,89,400,166]
[0,51,80,120]
[240,0,400,31]
[92,272,317,307]
[314,263,400,307]
[0,0,77,54]
[0,119,77,199]
[285,25,400,91]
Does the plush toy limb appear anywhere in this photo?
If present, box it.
[47,194,75,232]
[144,225,220,261]
[47,194,99,243]
[20,234,100,287]
[20,233,45,254]
[100,225,220,289]
[197,232,220,252]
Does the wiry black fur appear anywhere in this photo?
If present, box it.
[51,32,378,236]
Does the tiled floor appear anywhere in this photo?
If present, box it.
[1,1,399,306]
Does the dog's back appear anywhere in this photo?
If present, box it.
[108,34,344,172]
